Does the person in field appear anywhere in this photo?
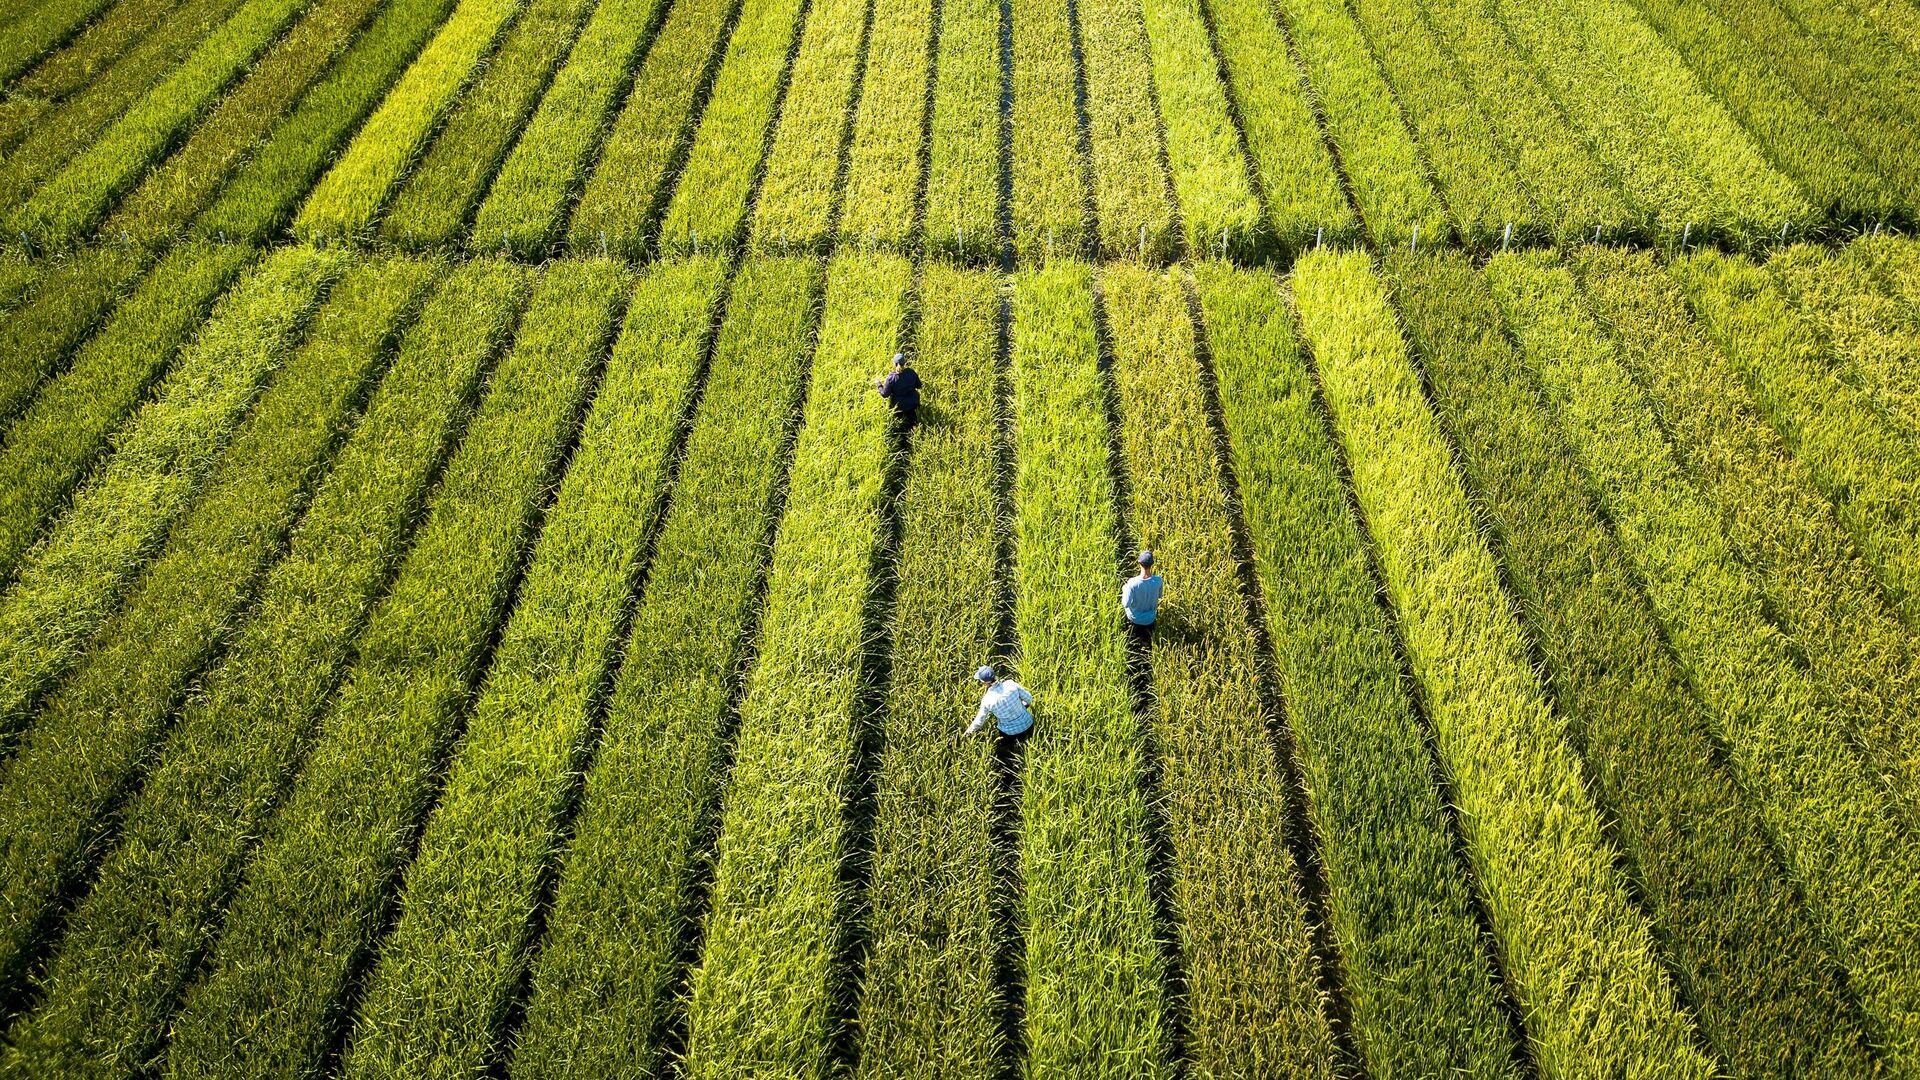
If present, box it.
[968,666,1033,740]
[875,352,922,427]
[1121,549,1163,643]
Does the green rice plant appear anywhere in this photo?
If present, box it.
[466,0,672,256]
[0,261,42,315]
[1408,0,1633,240]
[1770,244,1920,451]
[0,0,124,85]
[1009,261,1168,1077]
[1076,0,1177,262]
[1764,0,1920,132]
[1010,0,1088,260]
[922,0,999,260]
[1193,260,1520,1079]
[1856,233,1920,312]
[1578,247,1920,832]
[836,0,932,249]
[7,0,327,247]
[850,264,1002,1080]
[562,0,741,258]
[1489,249,1920,1069]
[162,260,662,1080]
[99,0,400,247]
[747,0,873,252]
[1269,0,1448,246]
[0,247,340,737]
[363,256,819,1080]
[292,0,531,241]
[1387,249,1876,1079]
[0,0,247,209]
[0,254,491,1077]
[1342,0,1531,245]
[653,0,811,256]
[0,244,252,587]
[1294,248,1716,1079]
[1193,0,1351,252]
[378,0,599,249]
[1671,251,1920,653]
[193,0,461,243]
[1136,0,1263,260]
[0,245,145,441]
[0,0,193,154]
[1104,264,1334,1077]
[680,252,910,1078]
[0,256,453,1011]
[1860,0,1920,57]
[1616,0,1892,223]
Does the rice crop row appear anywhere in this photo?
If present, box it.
[370,257,817,1080]
[921,0,998,260]
[836,0,932,249]
[99,0,399,247]
[1770,245,1920,454]
[1009,261,1168,1077]
[0,262,41,314]
[1487,250,1920,1069]
[0,255,441,1007]
[1136,0,1262,260]
[0,247,340,740]
[0,0,121,86]
[1387,249,1876,1079]
[8,0,328,247]
[1671,253,1920,664]
[1076,0,1177,262]
[1618,0,1893,223]
[655,0,810,256]
[0,254,469,1077]
[1102,264,1333,1077]
[748,0,874,252]
[292,0,530,241]
[0,0,247,212]
[562,0,742,258]
[0,0,193,155]
[0,246,145,449]
[1341,0,1529,245]
[378,0,597,250]
[1009,0,1088,260]
[1408,0,1632,242]
[1193,0,1352,252]
[0,244,250,598]
[466,0,671,256]
[1577,248,1920,840]
[1193,260,1520,1079]
[680,252,910,1078]
[1294,248,1715,1078]
[850,264,1003,1080]
[1764,0,1920,135]
[171,259,639,1080]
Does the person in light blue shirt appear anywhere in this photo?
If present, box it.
[967,666,1033,740]
[1121,549,1163,643]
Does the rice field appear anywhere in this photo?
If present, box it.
[2,0,1920,1070]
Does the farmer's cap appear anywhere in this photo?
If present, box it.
[1138,550,1154,567]
[893,352,906,366]
[975,666,996,683]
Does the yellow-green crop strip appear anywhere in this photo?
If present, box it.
[837,0,933,249]
[0,247,340,737]
[1390,249,1876,1078]
[681,252,910,1078]
[1771,244,1920,454]
[0,0,193,154]
[1076,0,1177,262]
[171,259,654,1080]
[851,264,1004,1080]
[0,246,145,450]
[749,0,873,252]
[1194,260,1519,1079]
[467,0,672,256]
[500,256,822,1078]
[0,254,473,1077]
[922,0,998,260]
[1010,0,1088,260]
[1011,261,1168,1078]
[1295,248,1715,1078]
[1488,250,1920,1068]
[0,0,126,83]
[1103,264,1334,1077]
[1137,0,1263,260]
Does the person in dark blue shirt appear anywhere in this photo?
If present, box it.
[876,352,922,428]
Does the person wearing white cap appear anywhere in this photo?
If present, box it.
[875,351,922,428]
[967,666,1033,739]
[1121,549,1163,644]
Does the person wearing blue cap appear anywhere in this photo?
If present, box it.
[967,665,1033,740]
[1121,550,1163,644]
[875,351,922,428]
